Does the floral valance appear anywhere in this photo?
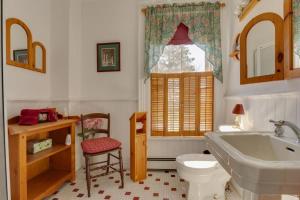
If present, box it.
[144,2,223,82]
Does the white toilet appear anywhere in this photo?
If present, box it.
[176,154,231,200]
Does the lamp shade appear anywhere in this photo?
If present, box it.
[232,104,245,115]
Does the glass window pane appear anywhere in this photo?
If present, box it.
[152,44,207,73]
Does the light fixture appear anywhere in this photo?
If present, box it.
[232,104,245,128]
[234,0,250,17]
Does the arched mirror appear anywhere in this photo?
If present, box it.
[240,13,284,84]
[6,18,33,69]
[284,0,300,78]
[33,42,46,73]
[247,21,275,78]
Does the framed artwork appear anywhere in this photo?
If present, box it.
[13,49,28,64]
[97,42,120,72]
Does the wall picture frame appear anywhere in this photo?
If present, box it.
[13,49,28,64]
[97,42,120,72]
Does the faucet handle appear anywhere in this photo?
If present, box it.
[270,120,284,137]
[269,119,284,126]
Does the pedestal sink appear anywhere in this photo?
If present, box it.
[205,132,300,195]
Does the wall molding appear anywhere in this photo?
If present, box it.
[139,0,222,6]
[224,91,300,100]
[6,99,68,102]
[69,99,138,102]
[7,98,138,102]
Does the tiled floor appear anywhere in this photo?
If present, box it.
[47,168,300,200]
[48,169,190,200]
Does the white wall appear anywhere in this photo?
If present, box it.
[68,0,83,102]
[50,0,70,101]
[4,0,71,114]
[76,0,138,168]
[225,93,300,140]
[81,0,138,101]
[4,0,52,101]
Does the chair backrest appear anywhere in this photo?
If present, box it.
[80,113,110,140]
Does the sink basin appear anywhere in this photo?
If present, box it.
[205,132,300,195]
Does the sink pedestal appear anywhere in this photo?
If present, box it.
[187,181,228,200]
[242,190,281,200]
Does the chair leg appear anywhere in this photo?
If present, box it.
[106,153,110,175]
[85,155,91,197]
[118,148,124,188]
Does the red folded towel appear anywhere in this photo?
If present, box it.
[18,115,39,125]
[19,108,58,125]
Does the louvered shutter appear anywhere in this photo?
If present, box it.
[151,74,165,136]
[181,73,198,136]
[166,74,180,136]
[199,72,214,134]
[151,72,214,136]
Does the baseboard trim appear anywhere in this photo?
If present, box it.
[147,157,176,161]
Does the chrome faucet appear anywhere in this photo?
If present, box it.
[270,120,300,143]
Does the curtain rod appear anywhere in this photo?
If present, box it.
[141,2,225,15]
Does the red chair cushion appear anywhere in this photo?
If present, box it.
[81,137,121,154]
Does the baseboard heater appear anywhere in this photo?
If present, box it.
[147,157,176,170]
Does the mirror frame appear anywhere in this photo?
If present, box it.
[284,0,300,78]
[6,18,33,69]
[32,41,46,73]
[240,13,284,85]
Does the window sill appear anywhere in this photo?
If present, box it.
[148,136,205,141]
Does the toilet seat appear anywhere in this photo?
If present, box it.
[176,154,219,173]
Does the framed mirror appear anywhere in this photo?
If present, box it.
[240,13,284,84]
[6,18,47,73]
[284,0,300,78]
[32,42,46,73]
[6,18,33,69]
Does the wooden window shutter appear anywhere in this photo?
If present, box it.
[181,73,198,136]
[166,74,180,136]
[151,72,214,137]
[199,72,214,134]
[151,74,165,136]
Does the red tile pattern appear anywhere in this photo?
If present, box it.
[153,193,159,197]
[47,169,188,200]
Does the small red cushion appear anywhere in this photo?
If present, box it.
[81,137,121,154]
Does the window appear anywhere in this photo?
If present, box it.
[151,44,214,136]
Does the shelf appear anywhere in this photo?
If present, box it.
[27,169,71,200]
[27,145,70,166]
[8,119,78,136]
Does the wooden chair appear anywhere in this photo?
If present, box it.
[80,113,124,197]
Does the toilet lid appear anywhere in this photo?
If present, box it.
[176,154,218,169]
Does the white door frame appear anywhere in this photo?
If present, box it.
[0,0,8,198]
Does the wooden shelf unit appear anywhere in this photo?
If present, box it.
[130,112,147,182]
[27,169,70,200]
[27,144,70,166]
[8,119,77,200]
